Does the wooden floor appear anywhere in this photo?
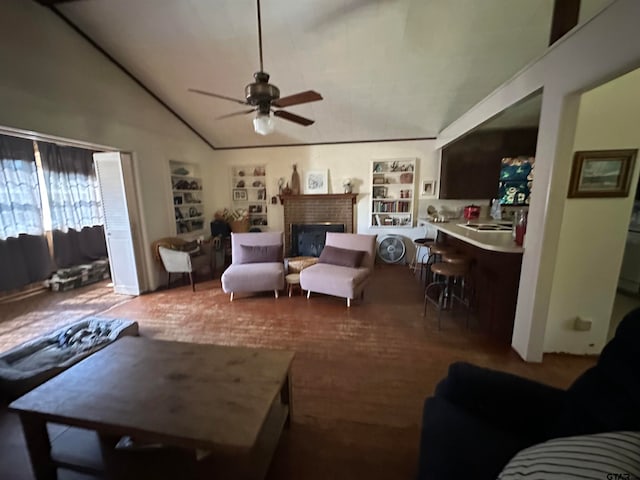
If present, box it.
[0,265,597,479]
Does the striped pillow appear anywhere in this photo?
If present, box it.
[498,431,640,480]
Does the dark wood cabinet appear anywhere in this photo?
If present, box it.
[439,128,538,199]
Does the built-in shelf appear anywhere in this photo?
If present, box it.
[370,159,416,228]
[231,165,268,228]
[170,160,205,235]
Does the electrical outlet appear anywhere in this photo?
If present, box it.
[574,316,592,331]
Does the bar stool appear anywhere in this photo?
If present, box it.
[424,244,455,283]
[410,238,434,277]
[441,252,473,324]
[423,260,471,329]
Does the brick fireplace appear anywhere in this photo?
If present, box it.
[281,193,357,256]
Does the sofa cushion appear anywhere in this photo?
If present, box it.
[318,245,364,268]
[498,431,640,479]
[238,244,282,264]
[221,262,285,293]
[300,263,370,299]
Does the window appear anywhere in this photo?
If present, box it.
[0,134,103,240]
[0,135,44,239]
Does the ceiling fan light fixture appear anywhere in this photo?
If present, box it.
[253,111,275,135]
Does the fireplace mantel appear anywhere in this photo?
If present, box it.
[280,193,357,204]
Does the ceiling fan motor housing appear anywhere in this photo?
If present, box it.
[245,71,280,107]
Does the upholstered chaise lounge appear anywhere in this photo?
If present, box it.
[221,232,285,301]
[416,307,640,480]
[300,232,377,307]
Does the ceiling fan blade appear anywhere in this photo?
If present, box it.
[188,88,249,105]
[272,91,323,108]
[216,109,256,120]
[273,110,315,126]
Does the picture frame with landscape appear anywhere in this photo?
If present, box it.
[567,149,637,198]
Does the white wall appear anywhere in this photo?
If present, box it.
[438,0,640,360]
[207,140,438,259]
[0,0,216,291]
[544,68,640,354]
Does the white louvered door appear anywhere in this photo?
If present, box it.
[93,152,142,295]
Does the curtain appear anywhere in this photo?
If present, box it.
[0,135,44,240]
[52,226,108,268]
[38,142,103,232]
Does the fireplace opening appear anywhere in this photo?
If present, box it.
[290,223,345,257]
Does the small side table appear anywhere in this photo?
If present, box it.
[285,273,302,297]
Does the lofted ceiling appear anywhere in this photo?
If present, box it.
[46,0,608,149]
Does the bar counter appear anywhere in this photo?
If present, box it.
[418,218,523,344]
[417,218,524,253]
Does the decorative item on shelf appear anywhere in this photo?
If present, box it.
[277,177,285,194]
[232,189,248,201]
[183,192,198,203]
[172,167,189,176]
[253,166,265,176]
[252,180,264,187]
[373,186,387,199]
[390,161,400,172]
[236,180,245,188]
[342,178,353,194]
[291,164,301,195]
[238,170,245,177]
[400,172,414,184]
[173,179,191,190]
[278,183,292,204]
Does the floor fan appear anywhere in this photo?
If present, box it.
[377,235,406,264]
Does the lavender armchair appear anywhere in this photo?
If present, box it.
[300,232,377,307]
[221,232,285,301]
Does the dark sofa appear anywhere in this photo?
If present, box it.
[417,307,640,480]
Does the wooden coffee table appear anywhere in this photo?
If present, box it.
[9,337,294,480]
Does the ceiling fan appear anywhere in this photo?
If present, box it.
[189,0,323,135]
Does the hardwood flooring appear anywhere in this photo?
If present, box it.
[0,265,597,479]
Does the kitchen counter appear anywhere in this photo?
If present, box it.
[418,218,524,253]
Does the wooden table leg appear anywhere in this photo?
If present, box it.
[19,413,56,480]
[280,369,293,429]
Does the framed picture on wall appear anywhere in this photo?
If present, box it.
[305,170,329,194]
[421,180,437,197]
[567,149,637,198]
